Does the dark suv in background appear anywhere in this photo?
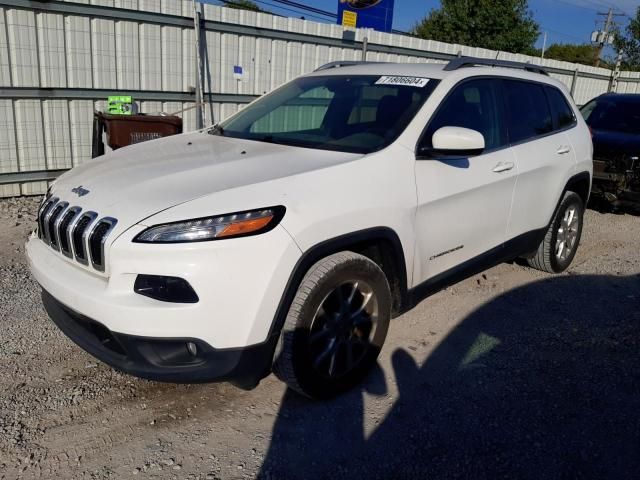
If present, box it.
[581,93,640,212]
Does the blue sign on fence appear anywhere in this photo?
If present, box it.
[337,0,395,33]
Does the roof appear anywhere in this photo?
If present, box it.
[597,93,640,102]
[306,62,450,79]
[304,60,567,91]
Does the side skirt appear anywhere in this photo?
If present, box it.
[405,228,546,310]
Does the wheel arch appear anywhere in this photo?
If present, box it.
[546,171,591,229]
[565,171,592,207]
[268,227,409,342]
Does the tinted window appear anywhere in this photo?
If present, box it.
[504,80,553,143]
[546,87,576,129]
[581,96,640,134]
[422,79,506,151]
[219,75,438,154]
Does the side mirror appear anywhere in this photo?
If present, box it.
[419,126,485,158]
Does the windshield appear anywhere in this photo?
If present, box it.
[581,97,640,134]
[215,75,439,154]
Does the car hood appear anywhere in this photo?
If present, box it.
[51,132,361,232]
[592,129,640,160]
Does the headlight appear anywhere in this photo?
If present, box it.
[133,206,285,243]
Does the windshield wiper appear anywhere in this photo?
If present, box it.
[208,124,225,136]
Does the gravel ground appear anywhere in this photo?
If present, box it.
[0,196,639,479]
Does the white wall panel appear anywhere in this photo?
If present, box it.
[203,30,220,94]
[65,16,92,88]
[115,21,140,89]
[91,18,116,88]
[20,181,47,196]
[161,26,182,90]
[37,13,67,88]
[14,100,46,171]
[115,0,139,9]
[138,0,161,13]
[220,33,238,94]
[161,0,182,16]
[0,99,18,173]
[69,100,94,166]
[0,9,12,86]
[6,9,39,87]
[42,100,72,170]
[139,24,161,90]
[182,28,195,91]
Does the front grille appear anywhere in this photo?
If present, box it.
[37,198,117,272]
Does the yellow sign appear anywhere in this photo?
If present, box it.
[342,10,357,29]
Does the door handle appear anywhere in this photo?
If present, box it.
[556,146,571,155]
[492,161,515,173]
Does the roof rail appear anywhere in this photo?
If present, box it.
[444,56,549,76]
[314,61,382,72]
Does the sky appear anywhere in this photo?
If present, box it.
[206,0,638,50]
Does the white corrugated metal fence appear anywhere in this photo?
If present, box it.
[1,0,638,197]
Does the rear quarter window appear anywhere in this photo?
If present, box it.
[546,86,576,130]
[504,80,553,143]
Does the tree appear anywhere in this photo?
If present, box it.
[226,0,262,12]
[412,0,540,54]
[613,7,640,70]
[540,43,600,67]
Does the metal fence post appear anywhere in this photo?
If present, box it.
[570,69,579,99]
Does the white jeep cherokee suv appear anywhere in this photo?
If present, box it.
[27,57,592,399]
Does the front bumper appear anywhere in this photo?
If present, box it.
[26,224,301,349]
[42,290,276,388]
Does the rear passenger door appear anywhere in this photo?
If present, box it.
[504,80,577,240]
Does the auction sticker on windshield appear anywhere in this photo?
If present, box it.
[375,76,430,87]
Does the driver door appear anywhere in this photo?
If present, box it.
[413,78,517,284]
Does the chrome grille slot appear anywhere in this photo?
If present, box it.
[72,212,97,265]
[39,197,59,242]
[47,202,68,250]
[38,196,117,272]
[88,218,117,272]
[58,207,82,257]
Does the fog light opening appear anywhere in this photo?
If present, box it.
[187,342,198,357]
[133,274,199,303]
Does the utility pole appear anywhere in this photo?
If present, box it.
[610,49,624,92]
[541,31,547,59]
[591,8,624,68]
[192,0,205,129]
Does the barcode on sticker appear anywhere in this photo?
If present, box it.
[375,76,430,87]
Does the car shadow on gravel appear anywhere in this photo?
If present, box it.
[259,273,640,479]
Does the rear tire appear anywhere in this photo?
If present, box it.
[527,191,584,273]
[272,251,391,399]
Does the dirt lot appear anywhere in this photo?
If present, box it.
[1,196,639,480]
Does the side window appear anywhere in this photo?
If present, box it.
[422,79,506,151]
[504,80,553,143]
[546,86,576,130]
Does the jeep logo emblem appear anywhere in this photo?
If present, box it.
[71,186,90,197]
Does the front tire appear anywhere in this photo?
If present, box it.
[273,251,391,399]
[527,191,584,273]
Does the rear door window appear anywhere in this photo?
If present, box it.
[504,80,553,143]
[546,86,576,130]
